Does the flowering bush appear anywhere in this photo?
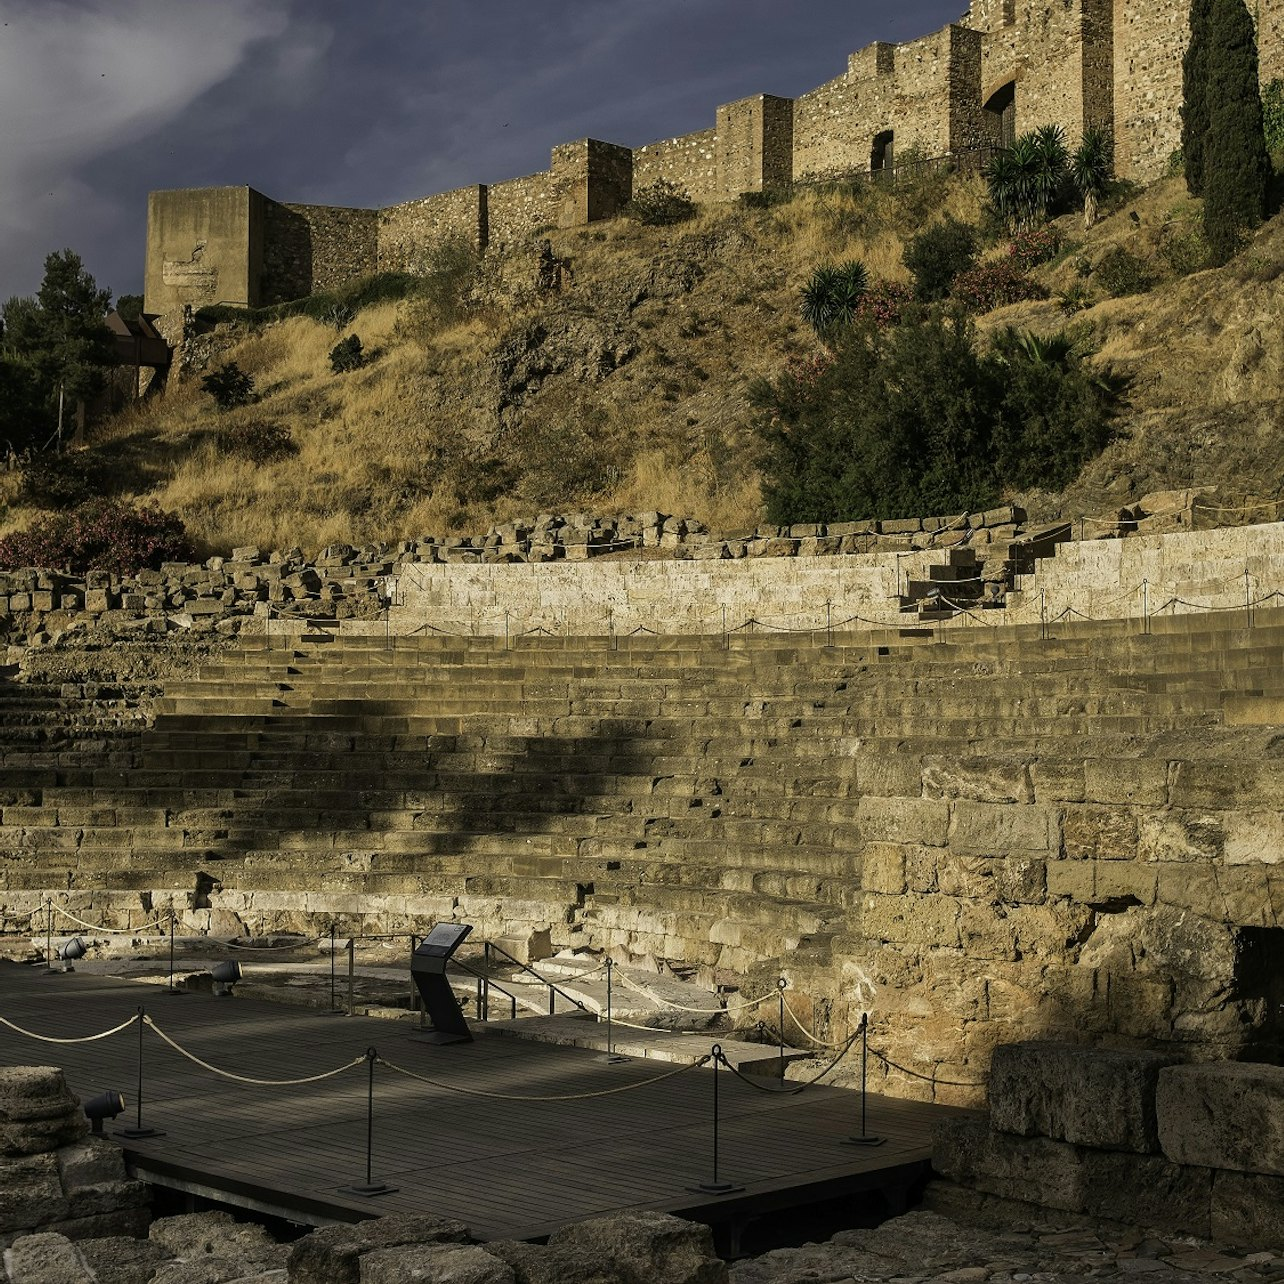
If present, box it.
[0,501,193,574]
[1007,226,1062,271]
[853,279,914,330]
[952,260,1048,313]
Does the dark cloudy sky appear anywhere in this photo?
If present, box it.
[0,0,967,303]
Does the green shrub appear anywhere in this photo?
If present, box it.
[214,420,296,464]
[1071,125,1114,228]
[952,260,1048,313]
[194,272,424,331]
[903,217,977,301]
[0,501,192,574]
[200,362,255,410]
[329,334,364,373]
[1094,246,1156,296]
[1160,225,1212,274]
[737,188,792,210]
[750,309,1120,525]
[800,260,868,334]
[20,451,107,509]
[624,180,698,226]
[401,237,483,339]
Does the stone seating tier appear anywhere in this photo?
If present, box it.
[4,613,1284,1101]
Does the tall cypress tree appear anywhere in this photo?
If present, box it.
[1182,0,1214,195]
[1203,0,1271,263]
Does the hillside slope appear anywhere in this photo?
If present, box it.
[4,173,1283,555]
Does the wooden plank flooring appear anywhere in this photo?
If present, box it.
[0,962,963,1241]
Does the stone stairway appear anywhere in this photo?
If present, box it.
[3,610,1284,1098]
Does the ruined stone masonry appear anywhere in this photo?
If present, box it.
[142,1,1284,314]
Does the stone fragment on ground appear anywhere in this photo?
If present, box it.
[285,1214,472,1284]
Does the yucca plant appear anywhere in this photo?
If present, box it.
[1072,125,1114,228]
[800,260,869,334]
[985,125,1069,231]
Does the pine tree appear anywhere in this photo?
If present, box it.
[1202,0,1271,264]
[1182,0,1214,195]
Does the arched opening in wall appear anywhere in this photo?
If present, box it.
[871,130,894,178]
[984,82,1017,149]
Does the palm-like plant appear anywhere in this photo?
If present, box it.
[1072,125,1114,229]
[985,125,1069,231]
[800,260,869,334]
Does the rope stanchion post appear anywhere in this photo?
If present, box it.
[347,936,355,1017]
[1245,569,1252,630]
[600,957,627,1065]
[318,922,342,1017]
[1142,579,1150,636]
[116,1006,164,1140]
[340,1048,396,1198]
[689,1046,743,1195]
[43,898,53,974]
[842,1013,885,1148]
[164,902,184,998]
[776,977,787,1080]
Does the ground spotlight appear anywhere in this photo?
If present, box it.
[54,937,87,972]
[211,960,242,997]
[83,1090,126,1136]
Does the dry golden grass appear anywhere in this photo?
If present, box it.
[12,169,1269,555]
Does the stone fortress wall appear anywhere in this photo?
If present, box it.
[142,0,1284,315]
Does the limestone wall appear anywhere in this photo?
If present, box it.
[632,129,720,200]
[260,200,378,304]
[378,185,489,267]
[391,553,942,636]
[1003,522,1284,626]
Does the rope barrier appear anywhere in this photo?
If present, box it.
[717,1028,862,1096]
[0,1012,138,1044]
[143,1017,366,1086]
[613,970,774,1016]
[50,906,172,935]
[782,996,854,1050]
[869,1047,987,1087]
[225,936,320,951]
[376,1052,710,1101]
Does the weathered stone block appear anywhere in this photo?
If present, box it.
[922,758,1032,804]
[1061,806,1137,860]
[860,843,906,894]
[287,1213,472,1284]
[1080,1149,1212,1237]
[1157,1062,1284,1175]
[932,1116,1085,1212]
[863,891,961,946]
[856,796,949,847]
[1211,1170,1284,1250]
[854,753,922,798]
[77,1234,171,1284]
[0,1153,68,1233]
[1223,810,1284,865]
[359,1244,514,1283]
[948,801,1058,858]
[4,1232,96,1283]
[0,1067,87,1158]
[1084,758,1169,806]
[548,1211,727,1284]
[988,1041,1177,1153]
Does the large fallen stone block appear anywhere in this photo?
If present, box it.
[1157,1062,1284,1175]
[0,1067,88,1157]
[4,1231,96,1284]
[359,1244,515,1284]
[0,1153,69,1237]
[287,1213,472,1284]
[932,1116,1084,1212]
[1211,1170,1284,1250]
[547,1212,728,1284]
[1080,1149,1212,1238]
[76,1233,173,1284]
[988,1041,1177,1153]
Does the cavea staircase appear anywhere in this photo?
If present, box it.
[3,611,1283,1101]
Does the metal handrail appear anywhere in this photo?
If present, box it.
[448,956,518,1022]
[480,940,590,1017]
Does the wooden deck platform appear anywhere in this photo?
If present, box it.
[0,962,965,1243]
